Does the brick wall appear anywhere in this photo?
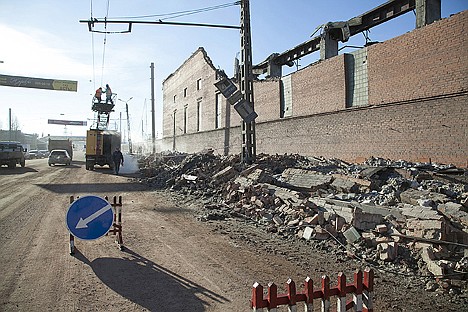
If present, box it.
[253,79,281,122]
[161,12,468,167]
[163,48,241,139]
[368,10,468,104]
[291,55,346,116]
[256,93,467,167]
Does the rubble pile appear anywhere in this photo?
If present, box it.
[137,150,468,293]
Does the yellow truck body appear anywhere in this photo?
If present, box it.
[85,129,121,170]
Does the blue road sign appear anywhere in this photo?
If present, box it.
[66,195,114,240]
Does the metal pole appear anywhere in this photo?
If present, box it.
[240,0,256,163]
[126,103,132,154]
[150,62,156,154]
[9,108,11,142]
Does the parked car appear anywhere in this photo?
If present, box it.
[48,149,71,166]
[28,150,39,159]
[39,150,50,158]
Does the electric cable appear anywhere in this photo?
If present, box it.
[100,0,111,87]
[108,2,240,21]
[90,0,96,90]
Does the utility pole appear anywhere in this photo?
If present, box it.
[118,97,133,153]
[240,0,256,163]
[9,108,12,142]
[151,62,156,154]
[126,102,132,154]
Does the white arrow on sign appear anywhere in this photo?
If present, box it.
[75,204,113,229]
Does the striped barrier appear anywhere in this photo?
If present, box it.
[251,268,374,312]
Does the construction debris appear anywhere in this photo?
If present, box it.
[136,151,468,294]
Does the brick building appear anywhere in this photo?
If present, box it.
[161,10,468,167]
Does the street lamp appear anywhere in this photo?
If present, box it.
[118,97,133,154]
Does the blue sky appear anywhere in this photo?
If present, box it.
[0,0,466,139]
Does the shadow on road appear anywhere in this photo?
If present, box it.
[0,167,38,175]
[73,247,229,311]
[35,182,148,193]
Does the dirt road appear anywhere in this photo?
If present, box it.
[0,152,464,311]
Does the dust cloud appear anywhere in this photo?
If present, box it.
[119,154,139,174]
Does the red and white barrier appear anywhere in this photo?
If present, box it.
[251,268,374,312]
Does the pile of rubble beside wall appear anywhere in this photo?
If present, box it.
[137,150,468,292]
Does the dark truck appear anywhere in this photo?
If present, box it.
[0,141,26,168]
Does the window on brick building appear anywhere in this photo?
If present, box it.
[183,105,188,134]
[173,95,177,103]
[184,87,187,97]
[215,93,222,129]
[197,78,202,91]
[197,100,202,132]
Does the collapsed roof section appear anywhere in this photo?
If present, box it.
[253,0,441,78]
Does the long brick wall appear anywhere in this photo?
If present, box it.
[160,93,467,167]
[256,93,468,167]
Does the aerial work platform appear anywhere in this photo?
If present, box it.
[91,93,117,129]
[92,102,115,113]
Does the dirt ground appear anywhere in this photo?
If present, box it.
[0,152,465,311]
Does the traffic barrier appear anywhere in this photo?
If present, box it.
[105,195,124,250]
[251,268,374,312]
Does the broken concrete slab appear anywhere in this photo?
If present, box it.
[421,246,445,276]
[303,226,314,240]
[281,168,333,192]
[400,189,450,206]
[212,166,236,184]
[343,226,361,244]
[400,204,444,220]
[246,168,274,184]
[353,208,384,231]
[332,173,372,190]
[331,177,359,193]
[376,224,388,234]
[406,218,445,240]
[259,183,302,207]
[377,242,398,261]
[437,202,468,227]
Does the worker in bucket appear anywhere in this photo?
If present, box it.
[94,87,102,103]
[112,147,124,175]
[105,84,113,104]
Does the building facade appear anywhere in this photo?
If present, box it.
[161,11,468,167]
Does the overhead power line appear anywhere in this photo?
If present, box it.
[108,1,240,21]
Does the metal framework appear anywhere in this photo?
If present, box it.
[253,0,419,74]
[80,19,241,33]
[240,0,256,163]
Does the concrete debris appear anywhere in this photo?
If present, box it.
[437,202,468,227]
[280,168,333,191]
[136,152,468,282]
[377,242,398,261]
[343,226,361,244]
